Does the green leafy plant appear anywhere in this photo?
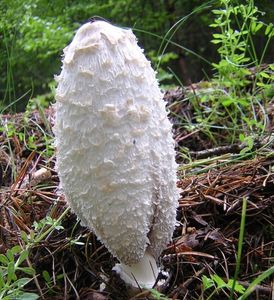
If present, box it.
[149,288,169,300]
[202,264,274,300]
[185,0,274,147]
[201,198,247,299]
[0,245,38,300]
[0,209,69,299]
[201,195,274,299]
[21,208,69,248]
[41,270,64,295]
[202,274,245,299]
[0,96,54,163]
[33,215,64,232]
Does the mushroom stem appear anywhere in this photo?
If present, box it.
[113,250,158,289]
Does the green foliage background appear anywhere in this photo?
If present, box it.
[0,0,273,111]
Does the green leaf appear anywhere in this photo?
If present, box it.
[209,23,220,28]
[149,288,168,299]
[221,98,234,106]
[157,52,178,63]
[19,267,35,276]
[211,39,222,44]
[211,274,226,288]
[212,33,225,39]
[202,275,215,290]
[42,270,51,283]
[246,137,254,149]
[10,292,40,300]
[250,21,256,33]
[0,254,9,265]
[16,250,29,267]
[11,245,22,255]
[21,231,29,243]
[227,279,245,294]
[56,273,64,280]
[23,293,40,300]
[0,272,5,289]
[212,9,224,15]
[7,262,16,283]
[259,72,270,79]
[255,22,263,33]
[6,249,14,262]
[256,82,267,87]
[237,98,249,107]
[13,278,31,288]
[240,140,253,155]
[265,23,273,35]
[239,133,245,142]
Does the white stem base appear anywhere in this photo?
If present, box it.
[113,250,158,288]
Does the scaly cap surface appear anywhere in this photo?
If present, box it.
[54,21,179,265]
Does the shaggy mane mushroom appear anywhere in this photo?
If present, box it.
[54,20,180,289]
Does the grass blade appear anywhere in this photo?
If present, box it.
[229,197,247,299]
[238,266,274,300]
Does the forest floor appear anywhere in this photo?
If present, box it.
[0,88,273,300]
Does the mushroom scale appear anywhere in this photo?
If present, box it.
[54,21,180,286]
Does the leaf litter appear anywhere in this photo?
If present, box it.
[0,96,273,299]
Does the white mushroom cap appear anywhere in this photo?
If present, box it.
[54,20,179,287]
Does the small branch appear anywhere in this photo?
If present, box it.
[189,143,246,159]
